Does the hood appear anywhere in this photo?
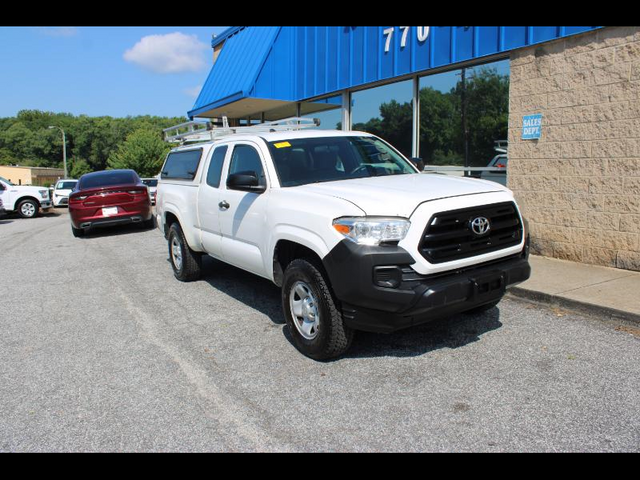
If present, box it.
[295,173,508,217]
[11,184,49,194]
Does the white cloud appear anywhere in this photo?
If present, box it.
[123,32,208,74]
[184,85,202,98]
[37,27,78,37]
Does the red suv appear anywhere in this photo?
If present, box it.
[69,169,154,237]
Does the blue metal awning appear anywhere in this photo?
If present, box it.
[188,26,284,119]
[189,26,602,120]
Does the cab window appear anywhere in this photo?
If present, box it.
[206,145,228,188]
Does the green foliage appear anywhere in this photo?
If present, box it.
[107,128,170,177]
[0,110,186,175]
[69,158,92,178]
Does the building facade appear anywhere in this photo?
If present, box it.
[0,165,65,187]
[189,26,640,271]
[508,27,640,271]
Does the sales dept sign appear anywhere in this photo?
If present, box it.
[522,114,543,140]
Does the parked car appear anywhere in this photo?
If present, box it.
[141,177,158,205]
[156,120,530,360]
[0,197,5,216]
[52,179,78,207]
[0,175,52,218]
[68,169,154,237]
[480,153,508,186]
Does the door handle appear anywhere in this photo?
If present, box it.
[218,200,230,210]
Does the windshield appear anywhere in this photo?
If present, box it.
[0,176,15,186]
[56,181,77,190]
[266,135,416,187]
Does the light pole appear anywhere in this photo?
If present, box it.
[48,126,68,178]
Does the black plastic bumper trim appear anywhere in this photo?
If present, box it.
[322,237,531,334]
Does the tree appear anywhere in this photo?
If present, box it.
[106,128,170,177]
[69,158,93,178]
[0,111,186,172]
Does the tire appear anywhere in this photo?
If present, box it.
[17,199,39,219]
[463,298,502,314]
[71,225,85,237]
[282,258,354,360]
[142,216,155,229]
[168,222,202,282]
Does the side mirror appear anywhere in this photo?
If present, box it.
[410,157,425,172]
[227,170,266,193]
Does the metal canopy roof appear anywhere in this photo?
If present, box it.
[189,26,601,120]
[189,26,283,119]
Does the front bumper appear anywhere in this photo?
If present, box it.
[53,196,69,206]
[323,237,531,334]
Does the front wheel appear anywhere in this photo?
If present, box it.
[282,258,354,360]
[168,222,202,282]
[17,199,39,218]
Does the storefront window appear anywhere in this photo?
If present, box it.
[418,59,510,181]
[351,80,413,158]
[301,95,342,130]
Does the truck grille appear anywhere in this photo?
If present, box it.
[419,202,523,263]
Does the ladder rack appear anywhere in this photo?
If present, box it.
[163,116,320,144]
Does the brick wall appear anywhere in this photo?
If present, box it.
[508,26,640,271]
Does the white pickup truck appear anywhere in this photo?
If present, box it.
[0,176,53,218]
[156,122,530,360]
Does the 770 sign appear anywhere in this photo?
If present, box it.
[382,26,431,52]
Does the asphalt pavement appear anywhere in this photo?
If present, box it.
[0,209,638,452]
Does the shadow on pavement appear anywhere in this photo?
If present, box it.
[73,219,156,239]
[198,255,503,360]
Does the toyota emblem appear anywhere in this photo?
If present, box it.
[470,216,491,236]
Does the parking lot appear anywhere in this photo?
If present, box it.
[1,208,639,452]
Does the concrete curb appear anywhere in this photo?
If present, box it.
[507,286,640,326]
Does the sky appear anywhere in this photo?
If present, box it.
[0,26,229,119]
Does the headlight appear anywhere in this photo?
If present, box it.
[39,190,48,199]
[332,217,410,245]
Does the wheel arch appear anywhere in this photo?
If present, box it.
[271,225,338,287]
[161,206,201,251]
[17,195,41,206]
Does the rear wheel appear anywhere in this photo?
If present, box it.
[168,222,202,282]
[17,199,39,218]
[71,225,85,237]
[282,258,353,360]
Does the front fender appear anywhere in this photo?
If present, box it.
[267,224,340,283]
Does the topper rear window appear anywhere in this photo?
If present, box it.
[161,149,203,180]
